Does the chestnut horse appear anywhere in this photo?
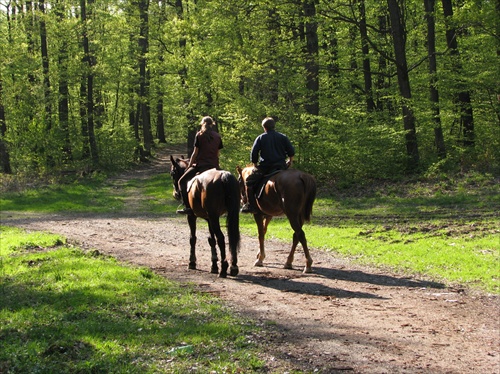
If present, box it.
[236,165,317,273]
[170,156,240,277]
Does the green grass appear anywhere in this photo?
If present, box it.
[237,178,500,293]
[0,180,123,213]
[0,226,264,373]
[1,169,499,294]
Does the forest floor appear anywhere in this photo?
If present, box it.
[2,145,499,373]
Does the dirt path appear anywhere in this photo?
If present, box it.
[2,145,499,373]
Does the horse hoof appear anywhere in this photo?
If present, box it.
[188,263,196,270]
[303,267,313,274]
[211,267,219,274]
[230,267,239,277]
[254,260,264,267]
[283,263,293,270]
[218,272,227,278]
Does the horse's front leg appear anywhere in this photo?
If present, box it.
[254,214,271,267]
[187,215,197,270]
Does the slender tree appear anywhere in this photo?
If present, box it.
[358,0,375,112]
[80,0,99,166]
[425,0,446,158]
[137,0,153,158]
[0,78,12,174]
[39,0,52,132]
[54,0,72,161]
[441,0,474,146]
[154,0,167,144]
[387,0,419,171]
[302,0,319,117]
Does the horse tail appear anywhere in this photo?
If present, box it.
[222,172,241,253]
[301,173,317,223]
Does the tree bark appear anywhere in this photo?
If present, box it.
[376,14,391,112]
[441,0,474,146]
[138,0,152,158]
[55,0,72,161]
[267,6,279,105]
[0,78,12,174]
[387,0,419,171]
[81,0,99,166]
[303,0,319,116]
[425,0,446,158]
[358,0,375,112]
[155,0,167,144]
[39,0,51,131]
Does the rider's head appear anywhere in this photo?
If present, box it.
[262,117,275,132]
[200,116,215,133]
[201,116,214,128]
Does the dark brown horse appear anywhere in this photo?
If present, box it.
[236,165,317,273]
[170,156,240,277]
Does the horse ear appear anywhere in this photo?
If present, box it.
[236,165,242,175]
[170,155,180,168]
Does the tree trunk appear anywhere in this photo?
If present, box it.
[39,0,51,130]
[174,0,195,156]
[387,0,419,171]
[155,0,166,144]
[358,0,375,112]
[441,0,474,146]
[376,14,391,112]
[0,78,12,174]
[267,6,279,105]
[303,0,319,116]
[425,0,446,158]
[55,0,72,161]
[138,0,152,158]
[81,0,99,166]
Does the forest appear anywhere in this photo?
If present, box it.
[0,0,499,185]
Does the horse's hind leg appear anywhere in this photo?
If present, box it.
[298,228,313,273]
[207,234,218,274]
[188,215,197,270]
[285,229,312,273]
[284,233,299,270]
[209,218,228,278]
[286,215,313,273]
[229,247,239,277]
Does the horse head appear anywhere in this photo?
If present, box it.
[170,155,188,200]
[236,165,254,205]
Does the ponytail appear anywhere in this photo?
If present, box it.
[199,116,215,138]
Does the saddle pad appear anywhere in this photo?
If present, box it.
[256,170,281,199]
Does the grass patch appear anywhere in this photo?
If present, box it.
[238,175,500,294]
[140,174,178,214]
[1,167,498,294]
[0,180,123,213]
[0,227,264,373]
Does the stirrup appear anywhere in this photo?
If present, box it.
[176,207,193,215]
[240,203,258,214]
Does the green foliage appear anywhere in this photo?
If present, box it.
[1,0,499,182]
[0,228,264,373]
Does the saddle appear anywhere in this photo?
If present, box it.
[254,169,282,199]
[186,167,217,193]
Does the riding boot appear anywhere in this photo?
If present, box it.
[176,189,193,215]
[241,186,258,214]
